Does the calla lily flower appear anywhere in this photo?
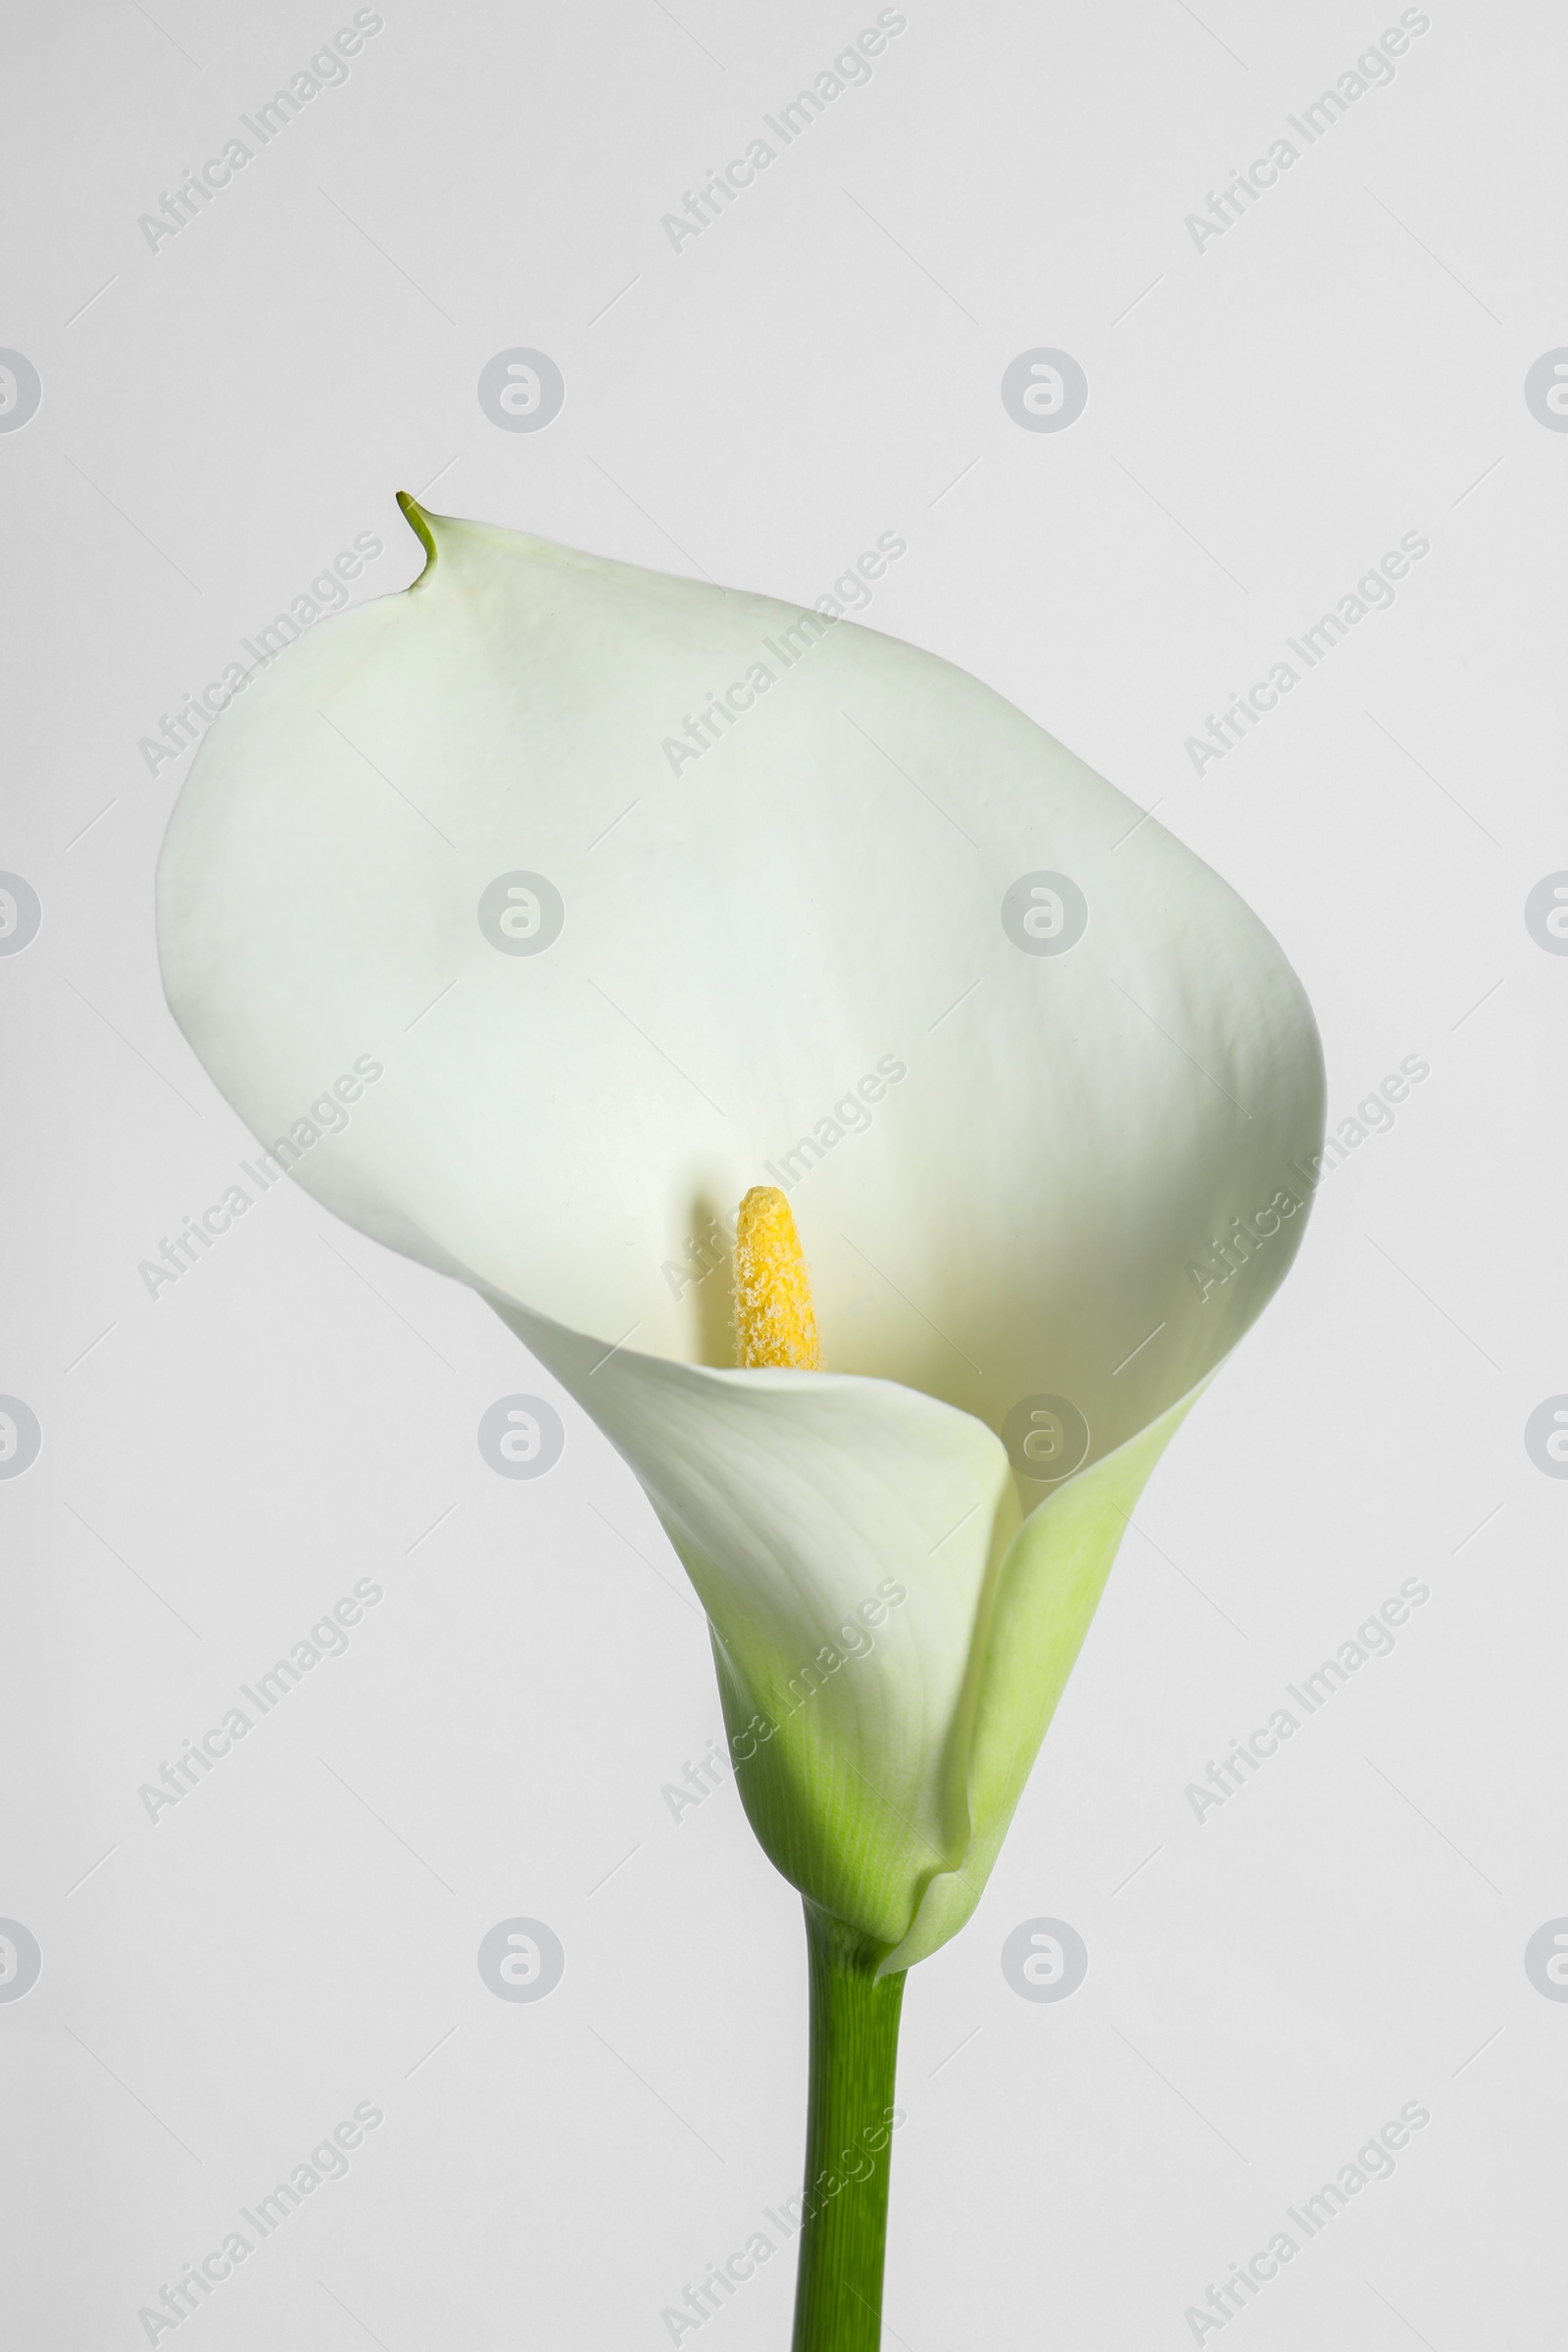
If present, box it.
[158,500,1325,2342]
[157,500,1324,1980]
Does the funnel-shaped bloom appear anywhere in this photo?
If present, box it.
[157,501,1323,1970]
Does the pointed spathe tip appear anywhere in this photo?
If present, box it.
[395,490,438,579]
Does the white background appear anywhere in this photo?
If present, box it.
[3,2,1564,2345]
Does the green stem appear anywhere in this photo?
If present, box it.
[790,1903,906,2352]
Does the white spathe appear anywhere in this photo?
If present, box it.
[157,502,1324,1969]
